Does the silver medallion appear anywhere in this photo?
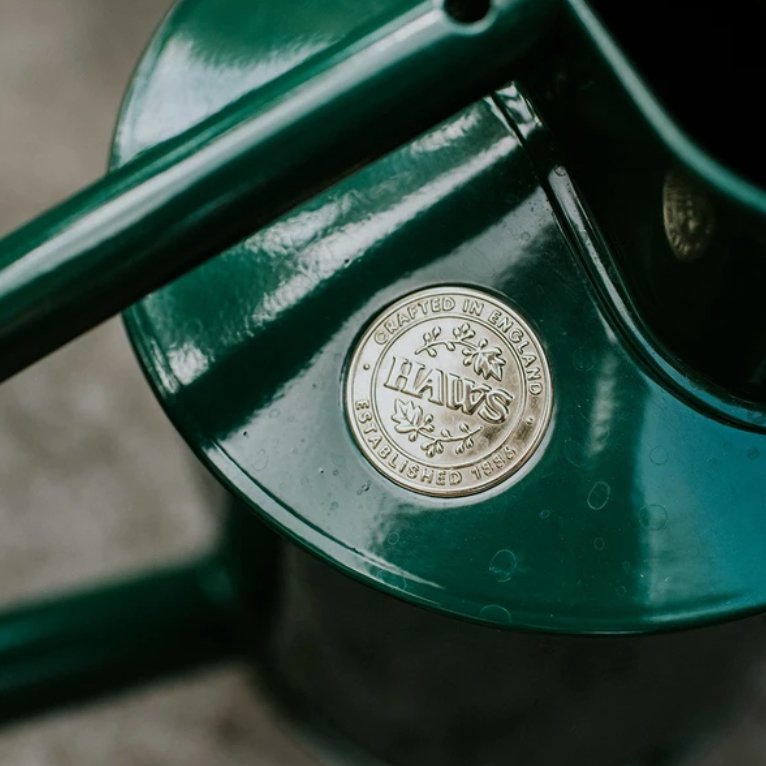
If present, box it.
[345,285,553,497]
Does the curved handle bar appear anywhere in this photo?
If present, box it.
[0,0,555,382]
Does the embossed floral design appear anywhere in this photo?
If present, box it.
[415,322,506,382]
[391,399,480,457]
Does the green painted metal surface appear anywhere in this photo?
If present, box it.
[0,493,279,725]
[0,0,552,381]
[262,545,766,766]
[0,0,761,671]
[0,556,236,723]
[525,1,766,408]
[110,0,766,634]
[0,0,761,753]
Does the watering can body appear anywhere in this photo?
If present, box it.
[1,0,766,764]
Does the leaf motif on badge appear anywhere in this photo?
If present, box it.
[392,399,423,431]
[472,344,505,381]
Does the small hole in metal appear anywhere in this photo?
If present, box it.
[444,0,491,24]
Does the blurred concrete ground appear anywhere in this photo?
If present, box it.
[0,1,764,765]
[0,1,314,764]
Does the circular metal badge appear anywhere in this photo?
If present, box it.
[345,286,552,497]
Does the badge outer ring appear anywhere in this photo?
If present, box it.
[344,285,553,498]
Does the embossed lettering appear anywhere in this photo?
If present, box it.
[481,390,513,423]
[413,366,445,402]
[447,375,491,416]
[462,299,484,317]
[384,356,424,396]
[386,358,514,424]
[488,309,514,334]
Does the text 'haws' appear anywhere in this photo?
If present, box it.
[383,356,514,424]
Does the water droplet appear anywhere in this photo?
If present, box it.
[587,481,611,510]
[539,508,551,520]
[252,449,268,471]
[329,501,339,511]
[593,537,606,551]
[621,560,632,573]
[479,604,512,625]
[747,447,761,461]
[386,531,400,546]
[489,549,518,582]
[616,585,627,597]
[564,439,584,467]
[332,469,340,477]
[639,503,668,531]
[650,446,668,465]
[572,347,594,372]
[268,408,280,420]
[356,481,371,495]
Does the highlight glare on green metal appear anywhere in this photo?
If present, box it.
[0,0,764,738]
[114,0,766,634]
[0,0,554,381]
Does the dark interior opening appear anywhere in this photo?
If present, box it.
[444,0,491,24]
[589,0,766,189]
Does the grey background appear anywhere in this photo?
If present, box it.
[0,1,762,764]
[0,1,314,764]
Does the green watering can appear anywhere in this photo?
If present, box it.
[1,0,765,763]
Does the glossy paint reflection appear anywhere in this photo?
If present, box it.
[0,0,554,380]
[119,0,766,633]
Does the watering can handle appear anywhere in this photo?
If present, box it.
[0,0,556,382]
